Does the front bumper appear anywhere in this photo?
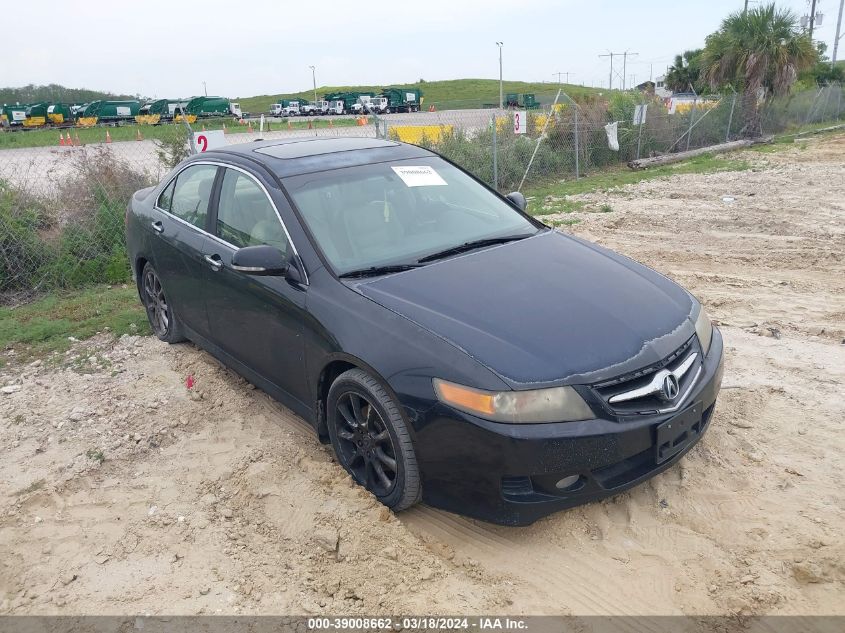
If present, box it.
[413,328,724,526]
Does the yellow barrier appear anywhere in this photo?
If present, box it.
[135,114,161,125]
[174,114,197,124]
[390,125,454,144]
[47,113,66,125]
[77,117,98,127]
[23,117,47,128]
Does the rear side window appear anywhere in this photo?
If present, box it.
[169,164,218,229]
[215,169,289,255]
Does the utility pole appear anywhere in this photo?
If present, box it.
[834,0,844,63]
[744,0,748,14]
[202,81,207,96]
[809,0,818,38]
[309,65,317,104]
[622,51,638,91]
[599,52,616,90]
[496,42,504,108]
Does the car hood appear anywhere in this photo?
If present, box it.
[355,230,696,388]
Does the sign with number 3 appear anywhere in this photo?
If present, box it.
[513,111,527,135]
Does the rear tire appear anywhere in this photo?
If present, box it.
[327,369,421,512]
[141,263,185,344]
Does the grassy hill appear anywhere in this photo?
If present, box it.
[0,84,137,105]
[238,78,600,113]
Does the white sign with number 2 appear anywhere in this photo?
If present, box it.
[513,111,527,134]
[193,130,225,153]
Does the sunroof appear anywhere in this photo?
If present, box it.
[254,138,398,159]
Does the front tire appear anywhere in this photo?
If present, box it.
[327,368,421,512]
[141,263,185,343]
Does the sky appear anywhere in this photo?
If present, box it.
[4,0,841,98]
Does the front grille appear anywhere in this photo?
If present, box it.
[592,337,702,416]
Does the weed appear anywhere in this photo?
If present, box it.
[0,285,149,363]
[86,448,105,465]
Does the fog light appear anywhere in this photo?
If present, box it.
[555,475,581,490]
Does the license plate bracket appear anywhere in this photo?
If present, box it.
[655,402,703,464]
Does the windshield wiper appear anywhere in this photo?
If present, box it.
[338,264,423,279]
[417,234,533,264]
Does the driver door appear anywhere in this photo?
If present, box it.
[202,166,309,408]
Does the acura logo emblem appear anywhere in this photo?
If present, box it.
[660,373,680,401]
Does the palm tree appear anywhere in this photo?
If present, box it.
[665,50,704,94]
[701,3,816,136]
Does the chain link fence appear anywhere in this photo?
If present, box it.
[1,83,843,304]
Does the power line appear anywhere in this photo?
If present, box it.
[600,51,638,91]
[552,71,575,84]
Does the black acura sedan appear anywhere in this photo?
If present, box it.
[126,137,723,526]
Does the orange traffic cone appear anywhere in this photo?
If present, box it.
[287,120,292,130]
[429,104,436,112]
[222,123,227,134]
[328,119,333,128]
[202,124,206,131]
[106,130,112,143]
[75,132,82,146]
[59,133,65,146]
[136,128,143,141]
[247,121,253,132]
[307,119,313,129]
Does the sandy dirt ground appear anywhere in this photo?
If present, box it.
[1,134,843,618]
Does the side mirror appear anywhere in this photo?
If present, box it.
[231,245,289,276]
[506,191,527,212]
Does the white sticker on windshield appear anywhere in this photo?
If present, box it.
[391,166,447,187]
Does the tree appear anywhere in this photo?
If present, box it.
[665,49,704,94]
[701,3,817,136]
[799,43,845,86]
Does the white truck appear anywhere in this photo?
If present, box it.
[300,100,329,116]
[326,100,346,115]
[282,101,301,116]
[366,96,389,114]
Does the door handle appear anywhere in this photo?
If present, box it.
[151,220,164,233]
[204,254,224,271]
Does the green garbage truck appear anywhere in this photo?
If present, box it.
[382,87,423,113]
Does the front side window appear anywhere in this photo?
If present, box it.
[285,157,540,275]
[216,169,289,255]
[170,164,218,229]
[157,179,175,211]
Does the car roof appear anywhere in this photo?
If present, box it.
[202,137,436,178]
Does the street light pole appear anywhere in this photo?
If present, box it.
[309,65,317,104]
[496,42,503,108]
[202,81,207,96]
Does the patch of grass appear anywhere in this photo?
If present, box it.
[0,285,149,363]
[529,199,585,216]
[86,448,105,464]
[0,116,359,150]
[750,124,845,154]
[598,203,614,213]
[544,217,581,228]
[524,152,752,199]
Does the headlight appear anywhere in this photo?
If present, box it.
[694,306,713,356]
[433,379,593,423]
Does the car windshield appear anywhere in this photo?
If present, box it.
[285,157,541,275]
